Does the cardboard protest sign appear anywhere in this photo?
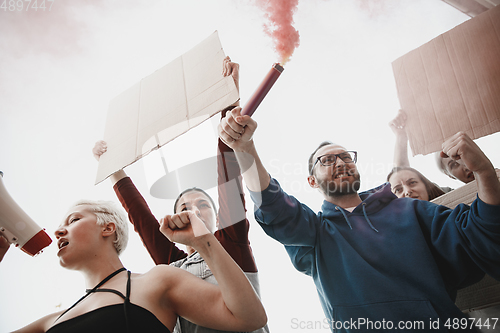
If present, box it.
[392,5,500,156]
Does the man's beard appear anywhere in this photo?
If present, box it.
[318,172,361,198]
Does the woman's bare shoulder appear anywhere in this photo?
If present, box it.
[11,310,63,333]
[137,264,191,287]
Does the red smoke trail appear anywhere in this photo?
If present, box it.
[255,0,300,65]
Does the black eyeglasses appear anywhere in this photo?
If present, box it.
[310,151,357,175]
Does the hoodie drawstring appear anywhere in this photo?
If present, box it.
[335,204,379,233]
[362,203,379,232]
[335,206,352,230]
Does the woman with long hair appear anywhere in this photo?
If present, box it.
[387,166,445,201]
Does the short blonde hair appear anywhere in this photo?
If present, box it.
[73,200,129,255]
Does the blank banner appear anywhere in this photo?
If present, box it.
[95,31,239,184]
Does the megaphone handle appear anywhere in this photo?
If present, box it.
[0,227,17,245]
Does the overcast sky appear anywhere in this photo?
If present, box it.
[1,1,498,332]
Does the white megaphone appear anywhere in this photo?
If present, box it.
[0,171,52,256]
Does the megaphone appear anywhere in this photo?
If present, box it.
[0,171,52,256]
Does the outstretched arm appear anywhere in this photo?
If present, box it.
[218,107,319,249]
[441,132,500,205]
[159,212,267,331]
[388,109,410,168]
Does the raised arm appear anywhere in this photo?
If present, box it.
[92,141,187,264]
[159,211,267,331]
[388,109,410,168]
[441,132,500,205]
[216,58,258,272]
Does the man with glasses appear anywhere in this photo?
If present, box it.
[218,107,500,332]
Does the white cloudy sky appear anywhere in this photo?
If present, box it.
[1,0,499,332]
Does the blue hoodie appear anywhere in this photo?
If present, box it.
[251,178,500,332]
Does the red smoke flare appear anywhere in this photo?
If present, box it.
[255,0,300,65]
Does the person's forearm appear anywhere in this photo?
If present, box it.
[110,169,127,186]
[114,176,187,264]
[234,141,270,192]
[193,234,267,328]
[475,168,500,206]
[393,134,410,167]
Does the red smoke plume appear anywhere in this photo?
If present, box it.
[255,0,300,65]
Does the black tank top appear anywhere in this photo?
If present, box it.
[47,268,170,333]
